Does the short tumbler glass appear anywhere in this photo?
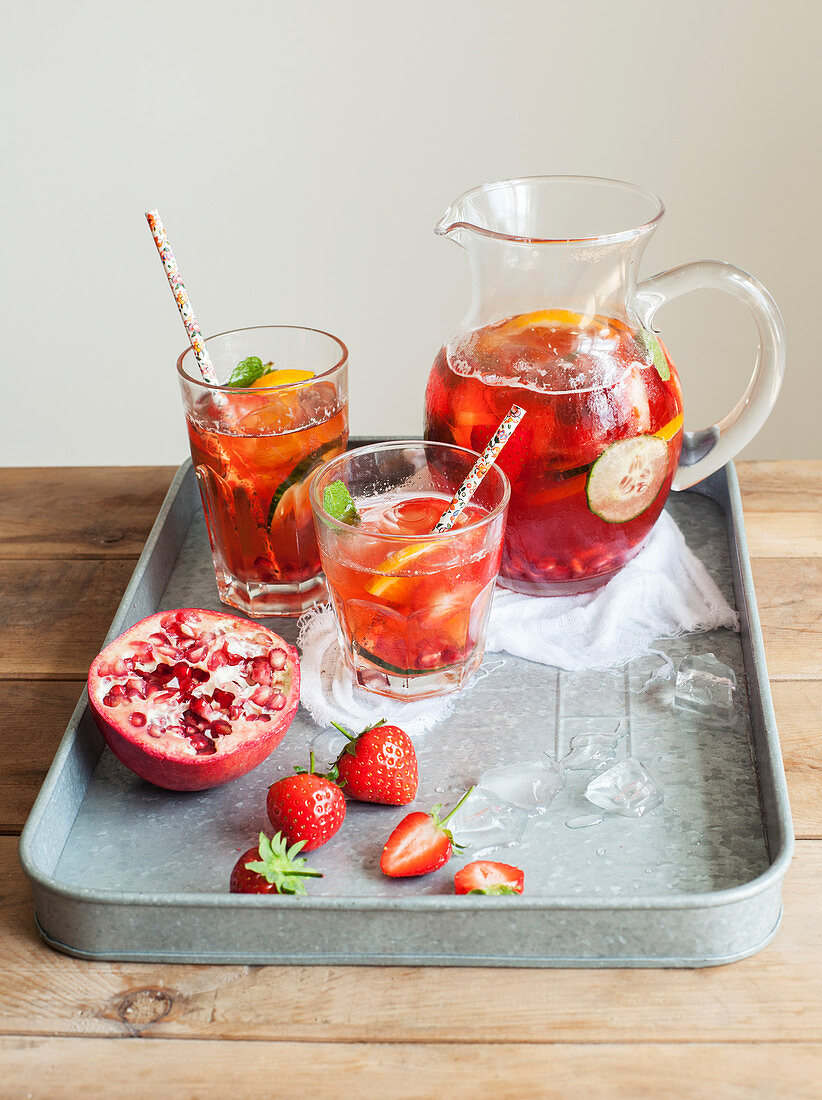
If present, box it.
[178,325,348,616]
[310,440,510,700]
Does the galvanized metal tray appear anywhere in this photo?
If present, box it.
[19,456,793,967]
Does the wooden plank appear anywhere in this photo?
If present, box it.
[0,837,819,1042]
[0,467,175,560]
[0,560,134,680]
[0,1038,820,1100]
[751,559,822,680]
[737,461,822,512]
[744,513,822,558]
[0,682,84,833]
[772,681,822,840]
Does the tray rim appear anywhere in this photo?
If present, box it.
[18,457,795,945]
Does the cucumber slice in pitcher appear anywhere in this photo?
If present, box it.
[586,434,669,523]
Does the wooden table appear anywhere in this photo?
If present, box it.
[1,463,820,1098]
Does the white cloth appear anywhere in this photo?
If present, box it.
[297,511,737,732]
[486,511,738,669]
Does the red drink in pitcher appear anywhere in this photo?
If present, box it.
[425,309,684,595]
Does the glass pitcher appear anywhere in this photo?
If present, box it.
[424,176,785,595]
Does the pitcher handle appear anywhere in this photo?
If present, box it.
[636,261,786,491]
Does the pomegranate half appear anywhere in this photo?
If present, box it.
[87,608,300,791]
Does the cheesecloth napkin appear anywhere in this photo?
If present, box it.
[297,511,737,736]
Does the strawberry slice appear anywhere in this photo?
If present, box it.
[380,789,473,878]
[332,719,418,806]
[454,860,525,895]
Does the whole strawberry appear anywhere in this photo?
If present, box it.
[332,719,418,806]
[266,752,346,852]
[230,831,323,894]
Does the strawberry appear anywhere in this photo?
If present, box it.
[332,719,418,806]
[266,752,346,852]
[380,788,473,878]
[454,860,525,896]
[229,831,323,895]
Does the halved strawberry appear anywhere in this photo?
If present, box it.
[454,860,525,895]
[266,752,346,852]
[332,719,418,806]
[380,789,472,878]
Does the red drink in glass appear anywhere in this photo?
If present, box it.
[425,310,684,595]
[311,442,509,699]
[179,326,348,616]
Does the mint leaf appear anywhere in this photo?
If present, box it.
[634,330,670,382]
[227,356,268,388]
[322,480,361,526]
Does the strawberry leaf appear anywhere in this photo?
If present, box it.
[243,831,323,895]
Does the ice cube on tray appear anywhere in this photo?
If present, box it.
[585,758,663,818]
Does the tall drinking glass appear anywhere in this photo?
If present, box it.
[310,441,509,700]
[178,325,348,616]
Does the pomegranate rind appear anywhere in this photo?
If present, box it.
[87,608,300,791]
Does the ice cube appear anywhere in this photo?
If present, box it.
[674,653,736,721]
[478,759,565,815]
[447,789,528,856]
[630,650,675,694]
[585,758,663,818]
[310,726,349,766]
[562,732,620,772]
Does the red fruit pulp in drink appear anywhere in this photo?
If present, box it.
[424,310,684,594]
[319,494,501,680]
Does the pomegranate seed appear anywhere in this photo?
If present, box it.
[183,707,208,730]
[129,712,147,727]
[185,731,217,755]
[191,667,209,683]
[188,644,207,663]
[154,690,177,704]
[160,612,182,630]
[249,657,273,686]
[250,685,275,707]
[147,723,165,738]
[225,650,244,665]
[102,692,118,707]
[268,648,287,671]
[253,632,272,645]
[228,706,241,720]
[259,714,272,722]
[210,719,231,737]
[149,632,171,646]
[125,679,147,700]
[178,622,196,638]
[270,692,286,711]
[207,647,229,671]
[212,688,235,710]
[97,661,112,677]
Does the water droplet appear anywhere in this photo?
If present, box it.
[596,847,606,856]
[434,785,446,793]
[565,814,603,830]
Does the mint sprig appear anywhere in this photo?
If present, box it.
[226,356,272,388]
[322,480,361,526]
[634,330,670,382]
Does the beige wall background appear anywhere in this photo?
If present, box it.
[2,0,818,466]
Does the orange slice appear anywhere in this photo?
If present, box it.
[250,368,315,389]
[654,413,683,442]
[366,543,437,598]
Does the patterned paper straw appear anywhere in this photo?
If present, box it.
[433,404,526,533]
[145,210,218,384]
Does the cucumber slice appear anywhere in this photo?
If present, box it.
[586,434,668,523]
